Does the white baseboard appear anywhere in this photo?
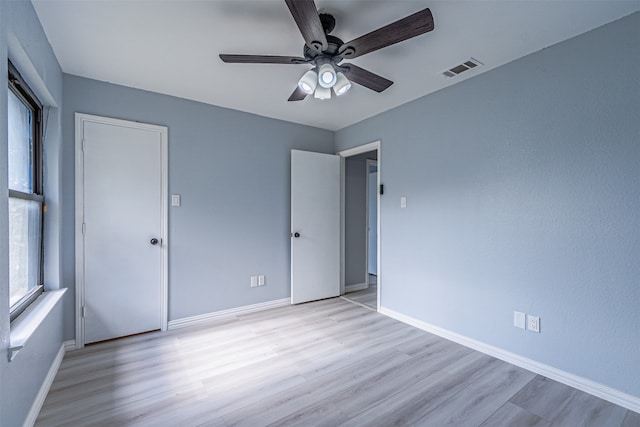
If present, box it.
[380,307,640,414]
[168,298,291,330]
[23,342,67,427]
[345,283,369,292]
[63,339,76,352]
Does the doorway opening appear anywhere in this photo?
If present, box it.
[338,141,380,311]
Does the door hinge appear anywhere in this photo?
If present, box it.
[82,223,86,234]
[81,306,86,318]
[379,184,384,195]
[82,139,86,152]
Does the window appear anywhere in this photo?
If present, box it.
[8,61,44,321]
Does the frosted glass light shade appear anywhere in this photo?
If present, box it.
[297,70,318,94]
[333,72,351,96]
[314,86,331,99]
[318,63,336,88]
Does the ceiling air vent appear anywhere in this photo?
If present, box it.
[442,58,483,78]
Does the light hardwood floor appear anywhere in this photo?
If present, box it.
[343,284,377,310]
[343,275,377,310]
[36,298,638,426]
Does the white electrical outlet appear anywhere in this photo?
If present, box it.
[400,197,407,208]
[514,311,526,329]
[250,276,258,288]
[258,275,265,286]
[527,315,540,333]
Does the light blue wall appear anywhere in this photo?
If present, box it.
[62,76,334,330]
[0,0,65,425]
[336,12,640,397]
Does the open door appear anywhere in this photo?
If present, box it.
[291,150,340,304]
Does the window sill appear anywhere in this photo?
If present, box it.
[9,288,66,361]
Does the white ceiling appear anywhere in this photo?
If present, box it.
[32,0,640,131]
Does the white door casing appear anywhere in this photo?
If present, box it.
[75,113,168,347]
[367,160,378,276]
[338,141,381,310]
[290,150,340,304]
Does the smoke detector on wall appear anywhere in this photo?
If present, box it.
[442,58,483,78]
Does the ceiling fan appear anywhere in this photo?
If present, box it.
[220,0,434,101]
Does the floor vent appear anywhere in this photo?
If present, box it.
[442,58,483,78]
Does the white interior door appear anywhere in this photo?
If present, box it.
[291,150,340,304]
[77,114,167,345]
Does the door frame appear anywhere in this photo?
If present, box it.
[365,159,378,280]
[338,140,381,311]
[74,113,169,348]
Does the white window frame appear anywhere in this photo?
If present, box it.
[8,61,44,322]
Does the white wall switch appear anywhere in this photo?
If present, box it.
[250,276,258,288]
[514,311,526,329]
[400,197,407,208]
[527,315,540,333]
[171,194,181,207]
[258,275,265,286]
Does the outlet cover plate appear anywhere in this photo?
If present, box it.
[528,315,540,333]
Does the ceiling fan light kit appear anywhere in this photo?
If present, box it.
[220,0,435,102]
[298,64,351,99]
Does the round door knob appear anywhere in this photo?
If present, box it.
[294,232,300,238]
[150,238,159,245]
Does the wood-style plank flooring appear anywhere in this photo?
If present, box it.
[36,298,638,426]
[343,275,377,310]
[342,285,377,310]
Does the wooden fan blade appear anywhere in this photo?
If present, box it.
[342,64,393,93]
[339,8,434,59]
[219,54,307,64]
[288,86,308,101]
[284,0,328,51]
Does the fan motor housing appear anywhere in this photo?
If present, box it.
[304,34,344,63]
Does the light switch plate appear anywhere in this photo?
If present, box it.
[400,197,407,208]
[171,194,181,207]
[250,276,258,288]
[514,311,526,329]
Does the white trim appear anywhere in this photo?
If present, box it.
[9,289,66,361]
[63,340,76,352]
[168,298,290,331]
[339,157,346,296]
[337,141,380,157]
[338,140,381,312]
[380,306,640,414]
[345,283,369,293]
[23,342,66,427]
[365,159,378,280]
[75,113,169,348]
